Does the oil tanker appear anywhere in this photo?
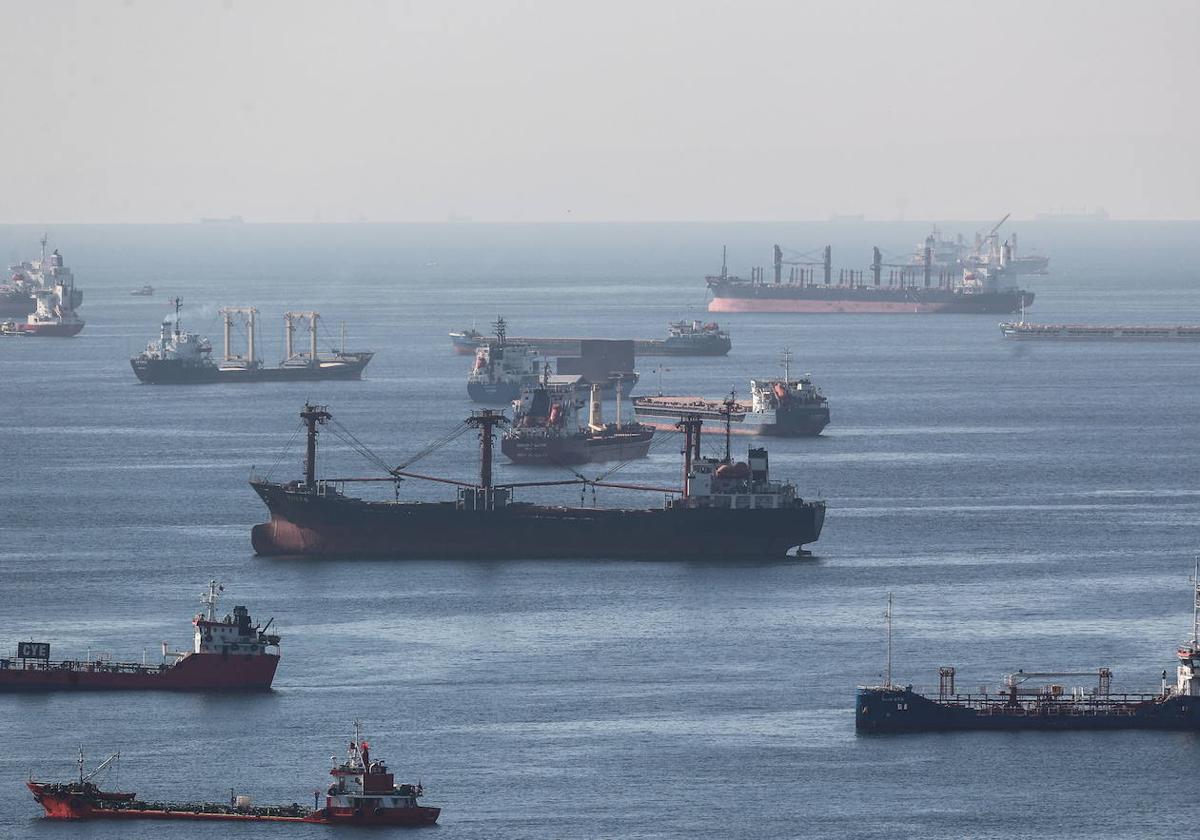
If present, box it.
[28,724,439,826]
[856,577,1200,733]
[707,245,1033,314]
[250,403,824,560]
[0,582,279,691]
[131,299,372,383]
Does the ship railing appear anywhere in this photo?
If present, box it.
[929,691,1164,713]
[2,658,170,674]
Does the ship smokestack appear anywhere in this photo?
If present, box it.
[588,384,604,431]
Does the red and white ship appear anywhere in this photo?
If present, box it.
[0,581,280,691]
[28,724,441,827]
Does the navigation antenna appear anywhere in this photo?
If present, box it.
[884,593,894,689]
[201,580,224,622]
[781,347,793,383]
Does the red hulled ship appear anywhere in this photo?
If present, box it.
[28,724,441,826]
[0,581,280,691]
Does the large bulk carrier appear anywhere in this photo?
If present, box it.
[856,577,1200,733]
[28,724,439,826]
[131,299,372,383]
[0,582,279,691]
[250,403,824,560]
[707,243,1033,314]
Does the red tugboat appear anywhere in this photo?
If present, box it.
[28,724,441,826]
[0,581,280,691]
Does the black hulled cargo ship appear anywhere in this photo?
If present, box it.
[131,299,372,384]
[856,580,1200,733]
[250,404,824,560]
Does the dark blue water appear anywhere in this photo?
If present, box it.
[2,221,1199,839]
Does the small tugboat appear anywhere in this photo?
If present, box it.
[502,376,654,465]
[634,350,829,436]
[28,723,440,826]
[131,298,372,383]
[130,284,155,296]
[0,581,280,691]
[856,571,1200,733]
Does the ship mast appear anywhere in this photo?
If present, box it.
[201,580,223,621]
[675,415,703,497]
[301,403,332,490]
[466,409,507,489]
[1192,557,1199,648]
[720,390,735,463]
[781,347,792,383]
[884,593,893,689]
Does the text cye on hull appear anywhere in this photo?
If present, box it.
[250,402,825,560]
[28,724,439,826]
[0,581,279,692]
[856,573,1200,733]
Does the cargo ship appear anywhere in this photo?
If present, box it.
[634,350,829,437]
[910,216,1049,277]
[1000,321,1200,341]
[0,581,279,691]
[502,379,654,465]
[131,299,372,383]
[451,318,732,356]
[249,403,824,559]
[856,575,1200,733]
[467,318,637,402]
[707,244,1033,314]
[1,237,84,317]
[28,723,439,826]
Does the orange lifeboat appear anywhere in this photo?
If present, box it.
[715,461,750,480]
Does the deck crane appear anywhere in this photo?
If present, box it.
[772,244,832,285]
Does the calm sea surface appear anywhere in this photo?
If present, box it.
[1,221,1199,839]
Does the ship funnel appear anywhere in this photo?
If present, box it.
[588,384,604,431]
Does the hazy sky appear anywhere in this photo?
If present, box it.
[1,0,1196,223]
